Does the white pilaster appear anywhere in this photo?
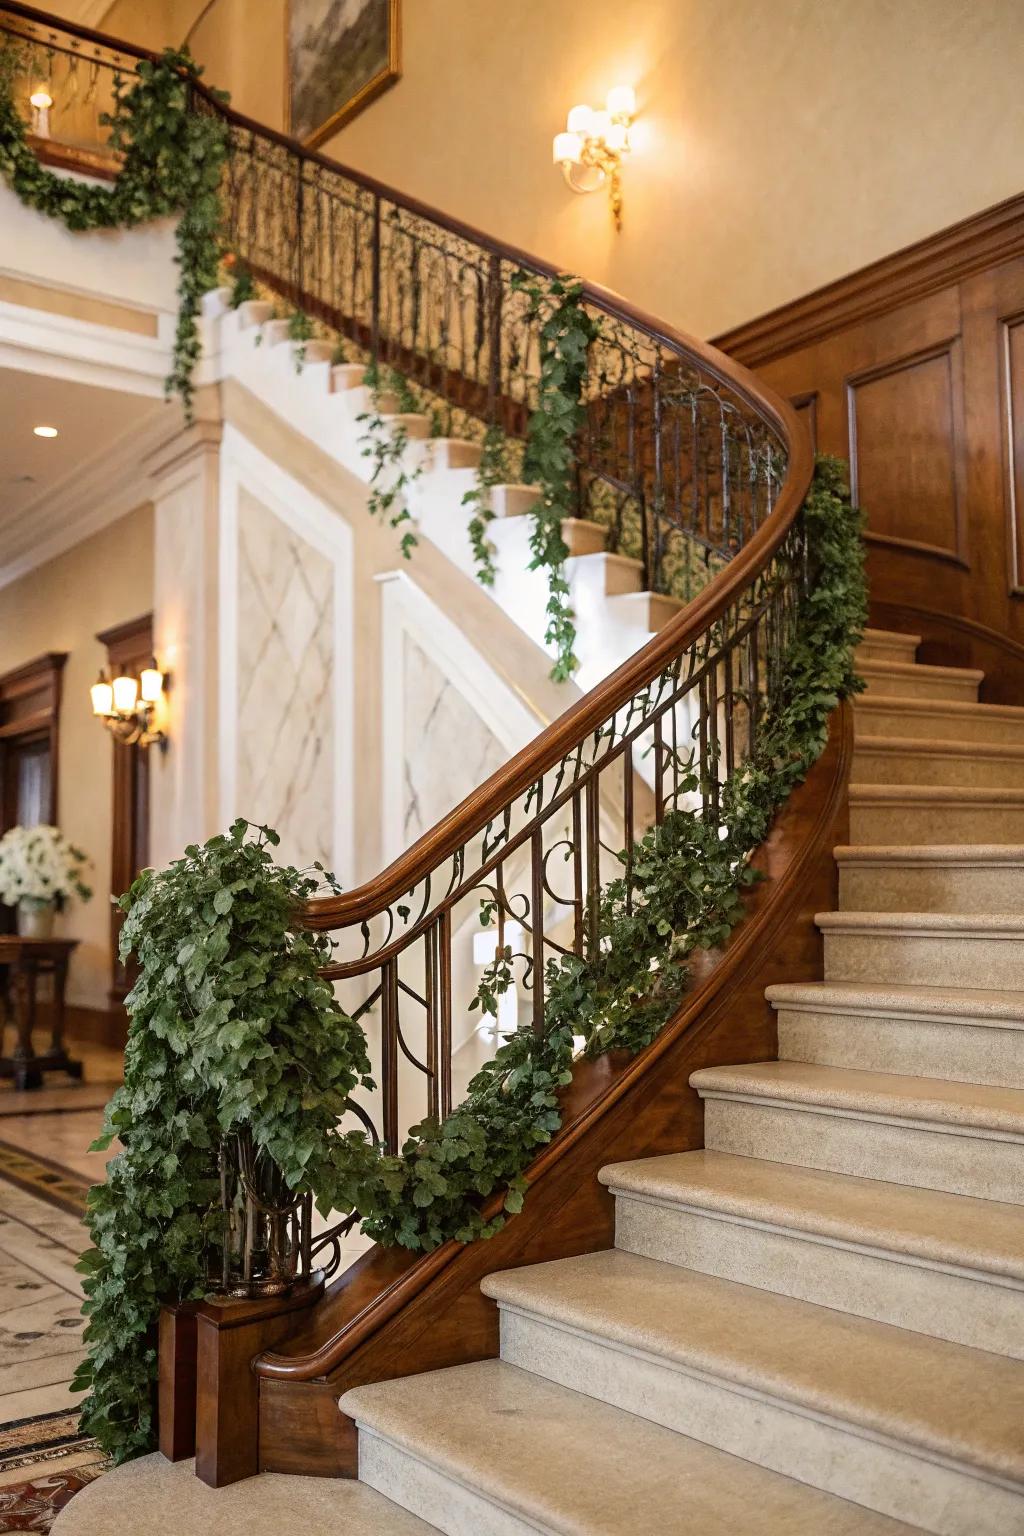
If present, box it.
[147,415,223,869]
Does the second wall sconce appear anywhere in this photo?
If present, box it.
[552,85,636,231]
[90,660,167,749]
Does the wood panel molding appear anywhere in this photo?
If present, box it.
[715,191,1024,369]
[0,653,67,832]
[170,702,853,1483]
[1001,310,1024,594]
[847,340,969,568]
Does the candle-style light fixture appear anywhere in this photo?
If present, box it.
[552,84,636,231]
[90,658,167,748]
[29,85,53,138]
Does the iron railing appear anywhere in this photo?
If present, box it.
[0,1,815,1293]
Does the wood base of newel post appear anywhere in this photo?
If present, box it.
[193,1276,324,1488]
[158,1301,200,1461]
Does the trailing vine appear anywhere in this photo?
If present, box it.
[76,459,864,1461]
[357,364,425,559]
[0,43,227,419]
[462,423,508,586]
[513,271,601,681]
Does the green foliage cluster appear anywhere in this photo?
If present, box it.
[74,823,374,1462]
[513,271,602,681]
[0,44,227,418]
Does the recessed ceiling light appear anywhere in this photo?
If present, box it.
[33,425,58,438]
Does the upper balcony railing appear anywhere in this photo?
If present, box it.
[0,2,816,1285]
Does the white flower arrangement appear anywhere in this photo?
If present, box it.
[0,824,93,910]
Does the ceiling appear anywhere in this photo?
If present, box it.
[0,368,161,521]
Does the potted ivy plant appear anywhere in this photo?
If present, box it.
[0,824,92,938]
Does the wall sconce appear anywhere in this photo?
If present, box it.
[29,86,52,139]
[552,85,635,231]
[90,660,167,748]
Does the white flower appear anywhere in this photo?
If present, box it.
[0,824,92,908]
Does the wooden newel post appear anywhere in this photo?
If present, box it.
[192,1277,324,1487]
[158,1300,200,1461]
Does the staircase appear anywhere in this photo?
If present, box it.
[202,291,683,691]
[337,628,1024,1536]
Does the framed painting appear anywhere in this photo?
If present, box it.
[286,0,401,149]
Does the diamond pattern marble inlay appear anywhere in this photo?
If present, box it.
[236,491,334,872]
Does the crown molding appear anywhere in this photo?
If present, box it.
[714,191,1024,368]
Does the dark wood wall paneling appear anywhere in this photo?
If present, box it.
[715,191,1024,702]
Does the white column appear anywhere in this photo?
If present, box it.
[146,416,223,870]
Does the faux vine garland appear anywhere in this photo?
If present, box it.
[76,457,864,1464]
[0,43,226,417]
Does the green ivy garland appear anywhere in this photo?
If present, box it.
[513,271,601,681]
[462,422,507,587]
[0,43,227,418]
[356,363,427,559]
[75,458,864,1465]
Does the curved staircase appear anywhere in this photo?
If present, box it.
[334,628,1024,1536]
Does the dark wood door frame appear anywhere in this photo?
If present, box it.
[98,614,153,1006]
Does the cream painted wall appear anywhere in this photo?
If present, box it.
[0,506,154,1010]
[100,0,1024,338]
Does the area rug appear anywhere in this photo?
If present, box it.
[0,1145,89,1218]
[0,1457,108,1533]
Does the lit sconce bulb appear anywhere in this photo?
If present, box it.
[90,672,114,717]
[29,85,52,140]
[566,103,594,135]
[139,661,164,704]
[112,674,139,713]
[588,109,611,140]
[552,130,582,165]
[605,121,629,153]
[606,84,636,120]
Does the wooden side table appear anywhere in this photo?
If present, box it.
[0,937,82,1091]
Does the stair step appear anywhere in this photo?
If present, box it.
[849,784,1024,843]
[423,437,481,471]
[607,589,684,632]
[836,843,1024,912]
[768,979,1024,1087]
[332,361,370,391]
[342,1359,918,1536]
[856,628,921,665]
[601,1148,1024,1356]
[489,483,540,518]
[487,515,608,560]
[378,411,431,441]
[483,1249,1024,1535]
[567,550,643,599]
[859,661,983,703]
[47,1449,437,1536]
[853,734,1024,788]
[693,1059,1024,1203]
[236,298,274,329]
[818,909,1024,989]
[295,338,334,365]
[854,696,1024,745]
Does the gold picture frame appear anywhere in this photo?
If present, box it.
[286,0,401,151]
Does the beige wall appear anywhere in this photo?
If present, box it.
[0,507,154,1010]
[101,0,1024,338]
